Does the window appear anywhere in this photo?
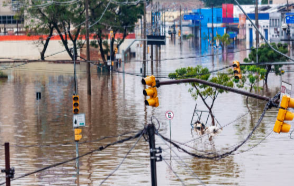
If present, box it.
[277,19,279,27]
[0,15,23,24]
[275,19,278,27]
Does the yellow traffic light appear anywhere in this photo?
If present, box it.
[280,95,294,109]
[142,75,157,87]
[110,31,114,38]
[142,75,159,107]
[233,61,242,80]
[178,29,181,37]
[143,87,157,97]
[273,95,294,133]
[74,128,82,141]
[73,95,79,114]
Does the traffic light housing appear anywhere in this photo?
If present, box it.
[142,75,159,107]
[73,95,79,114]
[273,95,294,133]
[110,31,114,38]
[178,29,181,37]
[74,128,82,141]
[233,61,242,80]
[115,47,118,54]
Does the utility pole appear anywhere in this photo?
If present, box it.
[255,0,259,63]
[155,2,158,64]
[151,1,153,74]
[141,18,143,39]
[211,4,214,47]
[174,19,176,44]
[211,4,214,63]
[143,0,147,77]
[180,5,182,44]
[1,143,14,186]
[200,8,201,48]
[85,0,91,95]
[164,7,166,36]
[147,124,162,186]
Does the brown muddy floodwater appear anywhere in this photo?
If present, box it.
[0,39,293,186]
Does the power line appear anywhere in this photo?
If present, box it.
[161,109,253,152]
[127,48,253,63]
[157,93,280,160]
[159,136,206,185]
[233,131,273,155]
[0,130,144,185]
[162,157,187,186]
[9,131,139,148]
[99,133,143,185]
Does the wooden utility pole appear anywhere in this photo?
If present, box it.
[143,0,147,77]
[85,0,91,95]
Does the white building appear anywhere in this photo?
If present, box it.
[243,4,288,45]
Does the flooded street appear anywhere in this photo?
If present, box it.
[0,38,293,186]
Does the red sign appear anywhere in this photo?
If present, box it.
[222,4,234,18]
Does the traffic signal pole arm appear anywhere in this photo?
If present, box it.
[157,79,273,102]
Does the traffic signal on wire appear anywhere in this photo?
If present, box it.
[273,95,294,133]
[233,61,242,80]
[142,75,159,107]
[74,128,82,141]
[73,95,79,114]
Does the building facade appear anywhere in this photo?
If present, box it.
[0,0,24,34]
[246,13,269,46]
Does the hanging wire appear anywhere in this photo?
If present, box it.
[233,131,273,155]
[162,110,252,152]
[162,157,187,186]
[99,133,144,185]
[158,135,206,185]
[157,93,280,160]
[0,130,144,185]
[10,131,140,148]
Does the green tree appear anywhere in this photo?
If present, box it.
[169,66,234,126]
[243,43,288,85]
[214,33,232,55]
[52,0,85,60]
[89,0,143,63]
[25,1,68,60]
[261,0,268,4]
